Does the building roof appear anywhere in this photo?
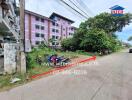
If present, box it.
[110,5,125,10]
[49,12,74,23]
[25,10,53,21]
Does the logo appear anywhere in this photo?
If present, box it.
[110,5,125,16]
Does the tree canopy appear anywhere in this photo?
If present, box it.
[61,12,132,54]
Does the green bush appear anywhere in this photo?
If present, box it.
[26,54,36,69]
[26,47,81,69]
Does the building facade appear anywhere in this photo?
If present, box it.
[0,0,20,74]
[25,10,76,52]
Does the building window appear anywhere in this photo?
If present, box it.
[35,17,39,21]
[56,36,59,39]
[69,33,73,35]
[35,41,40,45]
[35,25,40,29]
[52,42,55,45]
[56,42,59,45]
[52,35,55,39]
[41,18,44,22]
[52,29,55,32]
[56,30,59,33]
[56,23,59,27]
[52,22,55,26]
[41,34,44,38]
[71,27,74,31]
[41,26,44,30]
[35,33,40,37]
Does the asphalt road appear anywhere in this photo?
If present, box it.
[0,50,132,100]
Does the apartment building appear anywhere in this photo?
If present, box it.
[25,10,76,52]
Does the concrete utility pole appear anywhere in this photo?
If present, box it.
[17,0,26,73]
[20,0,25,50]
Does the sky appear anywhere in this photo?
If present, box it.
[25,0,132,44]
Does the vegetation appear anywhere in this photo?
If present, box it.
[1,12,132,91]
[128,36,132,41]
[61,13,132,54]
[26,47,79,69]
[0,46,92,91]
[0,73,28,91]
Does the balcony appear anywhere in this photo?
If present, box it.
[0,0,19,40]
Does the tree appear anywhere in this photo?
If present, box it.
[128,36,132,41]
[61,38,75,51]
[80,29,111,52]
[61,12,132,53]
[86,13,132,34]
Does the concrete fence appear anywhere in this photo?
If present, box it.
[4,43,18,74]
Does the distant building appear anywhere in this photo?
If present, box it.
[25,10,76,52]
[110,5,125,16]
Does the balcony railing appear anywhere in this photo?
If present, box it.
[3,14,19,39]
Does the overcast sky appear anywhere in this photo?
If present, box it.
[25,0,132,44]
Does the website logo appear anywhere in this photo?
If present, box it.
[110,5,125,16]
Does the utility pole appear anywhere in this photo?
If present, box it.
[20,0,25,50]
[17,0,26,73]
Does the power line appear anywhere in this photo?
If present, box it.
[68,0,90,18]
[75,0,94,16]
[59,0,88,19]
[56,0,86,20]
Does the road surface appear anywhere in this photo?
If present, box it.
[0,50,132,100]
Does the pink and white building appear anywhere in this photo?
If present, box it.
[25,10,76,52]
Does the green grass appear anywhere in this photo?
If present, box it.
[26,47,84,69]
[0,66,53,92]
[75,50,100,56]
[0,73,28,91]
[27,66,53,77]
[0,47,92,92]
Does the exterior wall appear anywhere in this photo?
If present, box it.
[49,16,75,46]
[0,0,20,74]
[25,11,76,49]
[50,16,74,39]
[25,13,49,48]
[4,43,17,74]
